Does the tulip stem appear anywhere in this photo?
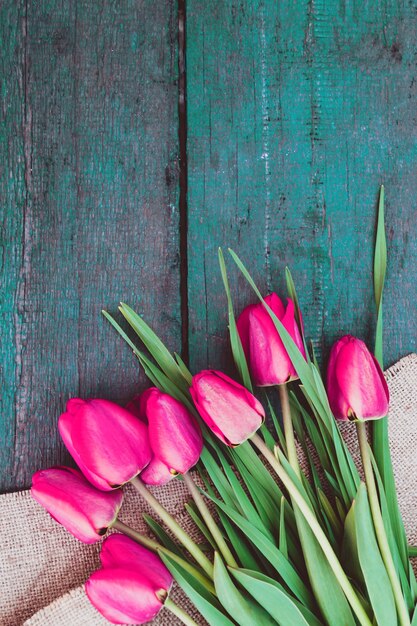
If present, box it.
[356,421,411,626]
[112,519,160,550]
[131,477,214,579]
[164,597,200,626]
[278,384,301,479]
[183,472,239,569]
[112,519,215,594]
[251,433,373,626]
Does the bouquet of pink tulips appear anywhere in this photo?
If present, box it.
[32,188,417,626]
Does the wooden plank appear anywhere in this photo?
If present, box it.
[0,0,180,491]
[186,0,417,375]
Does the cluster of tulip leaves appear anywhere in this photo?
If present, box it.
[104,187,417,626]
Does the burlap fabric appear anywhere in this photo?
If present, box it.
[1,354,417,625]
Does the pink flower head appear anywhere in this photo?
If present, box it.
[99,534,172,589]
[86,535,173,624]
[132,388,203,486]
[237,293,306,386]
[58,398,152,490]
[190,370,265,446]
[31,466,123,543]
[326,335,389,421]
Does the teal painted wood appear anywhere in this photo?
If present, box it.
[186,0,417,376]
[0,0,180,491]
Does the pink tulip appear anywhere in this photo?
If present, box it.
[135,388,203,486]
[99,534,172,589]
[237,293,306,386]
[86,535,172,624]
[190,370,265,446]
[58,398,152,491]
[86,568,169,624]
[31,467,123,543]
[326,335,389,421]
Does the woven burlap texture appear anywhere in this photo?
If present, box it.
[1,354,416,626]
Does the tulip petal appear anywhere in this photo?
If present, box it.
[335,340,389,420]
[100,535,173,589]
[145,390,203,474]
[327,335,389,421]
[237,294,305,386]
[190,370,264,446]
[31,467,123,543]
[86,568,164,624]
[59,399,152,490]
[140,455,176,486]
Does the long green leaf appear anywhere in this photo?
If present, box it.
[119,302,190,392]
[218,248,253,391]
[231,567,313,626]
[354,484,397,626]
[213,553,278,626]
[203,490,315,608]
[371,187,411,582]
[161,553,236,626]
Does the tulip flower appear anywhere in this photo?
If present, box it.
[236,293,306,386]
[190,370,265,446]
[86,568,170,624]
[326,335,389,421]
[86,535,173,624]
[99,534,173,588]
[58,398,152,491]
[136,388,203,486]
[31,466,123,543]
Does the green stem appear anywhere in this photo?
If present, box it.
[112,519,215,594]
[183,472,238,568]
[112,518,160,550]
[131,476,214,579]
[164,597,200,626]
[278,383,301,479]
[356,421,410,626]
[251,433,373,626]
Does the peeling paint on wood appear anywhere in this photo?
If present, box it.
[0,0,180,491]
[186,0,417,375]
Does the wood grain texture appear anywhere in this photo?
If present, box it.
[186,0,417,376]
[0,0,180,491]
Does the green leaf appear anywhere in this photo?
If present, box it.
[292,507,356,626]
[218,510,262,571]
[218,248,253,391]
[119,302,189,393]
[285,267,309,361]
[160,553,236,626]
[202,490,315,608]
[213,553,278,625]
[231,567,315,626]
[354,483,397,626]
[185,503,218,550]
[279,497,288,559]
[373,184,386,365]
[174,351,193,385]
[235,569,324,626]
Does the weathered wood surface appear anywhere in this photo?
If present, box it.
[187,0,417,374]
[0,0,180,491]
[2,0,417,492]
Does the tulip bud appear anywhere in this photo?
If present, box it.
[190,370,265,446]
[136,388,203,486]
[237,293,306,386]
[326,335,389,421]
[86,535,173,624]
[99,534,172,589]
[58,398,152,491]
[31,467,123,543]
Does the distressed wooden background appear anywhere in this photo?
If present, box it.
[1,0,417,491]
